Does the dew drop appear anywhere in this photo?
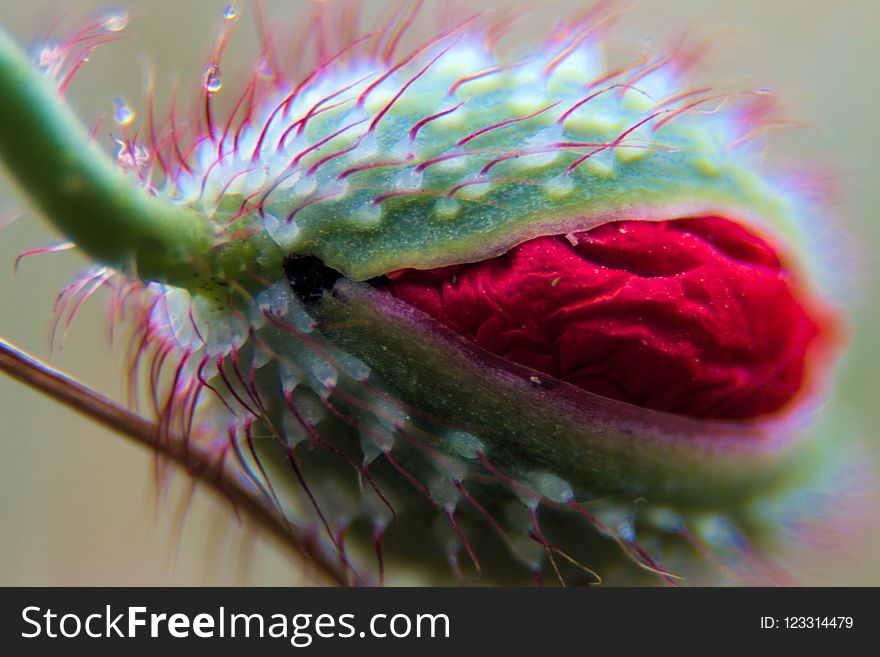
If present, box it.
[113,97,135,126]
[223,4,237,20]
[99,7,129,33]
[203,64,222,93]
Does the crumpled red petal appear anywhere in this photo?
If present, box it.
[386,216,838,420]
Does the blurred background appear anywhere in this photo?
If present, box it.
[0,0,878,585]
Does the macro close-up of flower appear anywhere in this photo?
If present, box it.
[0,0,878,590]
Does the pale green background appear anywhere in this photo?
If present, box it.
[0,0,878,585]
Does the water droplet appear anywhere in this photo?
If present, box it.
[757,87,772,95]
[113,97,135,126]
[223,3,237,20]
[99,7,129,33]
[203,64,222,93]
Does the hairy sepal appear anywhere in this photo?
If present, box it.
[210,278,834,585]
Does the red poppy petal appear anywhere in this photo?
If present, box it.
[386,216,838,420]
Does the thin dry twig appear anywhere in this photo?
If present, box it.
[0,335,347,587]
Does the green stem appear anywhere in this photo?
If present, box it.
[0,27,217,288]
